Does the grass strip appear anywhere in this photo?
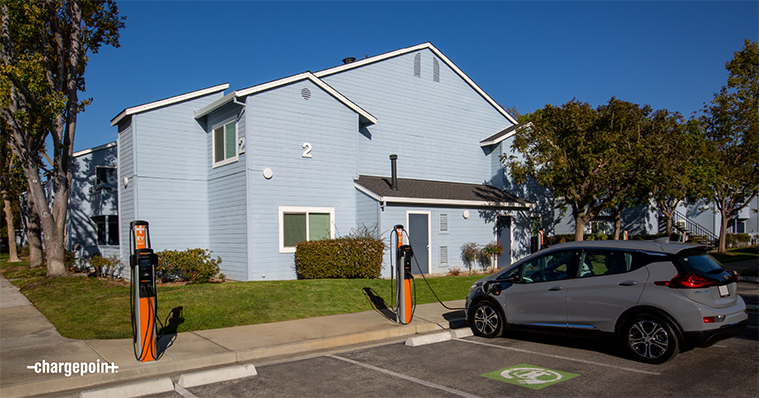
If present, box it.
[1,255,482,340]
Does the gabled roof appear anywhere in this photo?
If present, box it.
[194,72,377,125]
[314,42,519,125]
[111,83,229,126]
[480,122,531,147]
[354,175,533,209]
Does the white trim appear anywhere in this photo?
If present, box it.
[480,122,532,147]
[196,72,377,124]
[315,42,518,125]
[73,141,117,158]
[354,182,531,209]
[111,83,229,126]
[354,183,382,201]
[211,120,239,168]
[278,206,336,254]
[406,211,431,274]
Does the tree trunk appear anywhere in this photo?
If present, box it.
[574,214,586,241]
[2,191,19,262]
[613,210,622,240]
[26,192,43,268]
[718,208,729,254]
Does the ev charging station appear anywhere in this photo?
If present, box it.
[393,225,415,325]
[130,220,159,362]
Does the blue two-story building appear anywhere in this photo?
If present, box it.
[106,42,540,281]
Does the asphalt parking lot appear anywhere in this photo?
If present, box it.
[144,282,758,398]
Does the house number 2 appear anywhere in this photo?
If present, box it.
[302,142,313,158]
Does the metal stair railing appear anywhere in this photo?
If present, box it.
[670,210,718,244]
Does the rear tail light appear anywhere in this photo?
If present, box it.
[703,315,726,323]
[654,273,716,288]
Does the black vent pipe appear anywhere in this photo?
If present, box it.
[389,154,398,191]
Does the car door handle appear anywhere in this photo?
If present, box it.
[618,281,638,286]
[548,286,564,291]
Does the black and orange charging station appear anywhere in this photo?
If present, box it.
[393,225,414,325]
[130,220,159,362]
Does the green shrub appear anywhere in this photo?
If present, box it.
[295,237,384,279]
[88,254,123,279]
[156,248,221,284]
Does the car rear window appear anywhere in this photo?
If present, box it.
[675,249,731,281]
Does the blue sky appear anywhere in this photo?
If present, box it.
[75,0,759,152]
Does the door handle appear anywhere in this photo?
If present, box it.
[618,281,638,286]
[548,286,564,291]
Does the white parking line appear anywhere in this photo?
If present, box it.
[454,338,661,376]
[328,355,484,398]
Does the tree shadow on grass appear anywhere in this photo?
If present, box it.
[362,287,396,322]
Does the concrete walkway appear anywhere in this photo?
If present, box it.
[0,274,467,398]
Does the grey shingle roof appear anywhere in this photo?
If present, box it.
[354,175,533,209]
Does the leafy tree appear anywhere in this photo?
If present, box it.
[700,39,759,254]
[0,0,124,276]
[642,112,713,237]
[506,98,652,241]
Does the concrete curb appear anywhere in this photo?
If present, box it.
[78,377,174,398]
[177,363,258,388]
[404,326,473,347]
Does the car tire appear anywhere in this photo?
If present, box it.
[623,314,679,364]
[470,300,503,338]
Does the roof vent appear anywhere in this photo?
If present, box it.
[342,57,356,64]
[389,154,398,191]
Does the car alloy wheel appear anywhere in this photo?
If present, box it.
[625,315,678,364]
[471,301,503,338]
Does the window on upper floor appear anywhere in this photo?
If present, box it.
[414,53,421,77]
[433,58,440,82]
[95,167,117,190]
[440,213,448,232]
[213,121,238,167]
[279,207,335,253]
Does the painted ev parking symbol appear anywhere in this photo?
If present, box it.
[482,364,579,390]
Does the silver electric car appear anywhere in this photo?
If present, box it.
[465,240,748,364]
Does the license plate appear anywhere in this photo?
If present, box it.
[718,285,730,297]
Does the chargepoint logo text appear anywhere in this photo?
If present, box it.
[27,359,119,377]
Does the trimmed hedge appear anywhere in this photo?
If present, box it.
[156,248,222,284]
[295,237,385,279]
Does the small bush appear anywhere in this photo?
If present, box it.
[295,237,384,279]
[156,248,221,284]
[479,241,504,270]
[460,242,479,274]
[88,254,124,279]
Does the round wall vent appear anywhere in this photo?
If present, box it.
[301,88,311,100]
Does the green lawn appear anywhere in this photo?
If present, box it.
[0,255,483,340]
[711,246,759,263]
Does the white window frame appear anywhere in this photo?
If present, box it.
[278,206,335,253]
[212,120,239,168]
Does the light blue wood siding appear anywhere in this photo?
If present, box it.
[322,49,513,184]
[207,102,248,281]
[117,118,135,266]
[356,189,379,233]
[119,91,224,268]
[244,80,360,280]
[68,144,118,251]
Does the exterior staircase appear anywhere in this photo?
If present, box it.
[660,210,718,245]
